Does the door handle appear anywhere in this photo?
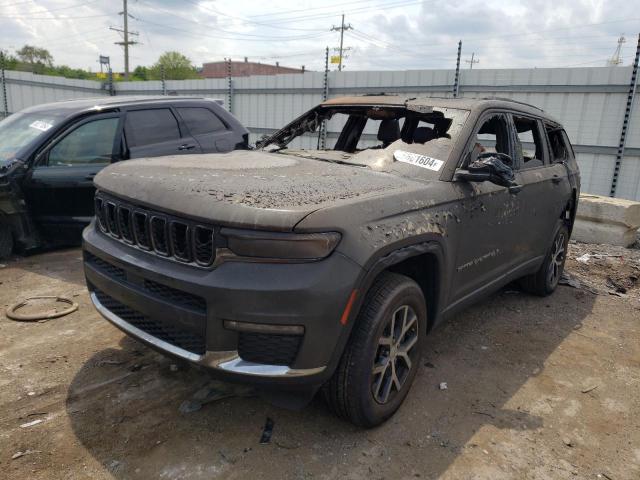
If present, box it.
[552,175,562,184]
[178,144,196,151]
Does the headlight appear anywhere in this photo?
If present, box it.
[220,228,341,261]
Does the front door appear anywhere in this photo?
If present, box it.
[449,112,525,305]
[22,113,123,242]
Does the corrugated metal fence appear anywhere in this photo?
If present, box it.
[2,66,639,201]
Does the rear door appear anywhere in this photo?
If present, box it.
[175,105,237,153]
[123,107,202,158]
[509,114,572,261]
[22,112,124,240]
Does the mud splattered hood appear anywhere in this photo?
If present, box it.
[94,150,418,231]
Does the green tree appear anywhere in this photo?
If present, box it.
[16,45,54,73]
[131,65,149,81]
[149,51,199,80]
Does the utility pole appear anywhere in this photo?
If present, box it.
[453,40,462,98]
[465,52,479,69]
[331,14,352,71]
[110,0,138,80]
[607,35,626,66]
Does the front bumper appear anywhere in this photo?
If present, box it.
[83,223,362,386]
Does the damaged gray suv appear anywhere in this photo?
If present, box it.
[83,96,580,426]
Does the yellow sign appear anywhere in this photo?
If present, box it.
[330,55,341,64]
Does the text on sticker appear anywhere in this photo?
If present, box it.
[29,120,53,132]
[394,150,444,171]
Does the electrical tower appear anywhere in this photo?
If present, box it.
[110,0,138,80]
[465,52,479,69]
[607,35,626,66]
[331,14,352,71]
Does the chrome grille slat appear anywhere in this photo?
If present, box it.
[95,193,216,267]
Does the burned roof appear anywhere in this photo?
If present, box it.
[320,95,554,122]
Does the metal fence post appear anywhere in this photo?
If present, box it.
[161,64,167,95]
[0,50,8,118]
[609,33,640,197]
[317,47,329,149]
[107,68,115,96]
[226,58,233,113]
[453,40,462,98]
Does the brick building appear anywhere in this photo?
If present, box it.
[201,58,305,78]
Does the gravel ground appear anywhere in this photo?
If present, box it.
[0,244,639,480]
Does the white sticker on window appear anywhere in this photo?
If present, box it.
[29,120,53,132]
[394,150,444,171]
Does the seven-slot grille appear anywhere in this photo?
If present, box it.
[95,194,216,266]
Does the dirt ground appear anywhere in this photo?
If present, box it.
[1,242,639,480]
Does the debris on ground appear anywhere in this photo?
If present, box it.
[581,385,598,394]
[439,382,448,390]
[5,295,78,322]
[260,417,275,444]
[576,253,591,264]
[564,241,640,306]
[19,419,44,428]
[11,450,40,460]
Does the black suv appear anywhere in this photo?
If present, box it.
[0,96,248,257]
[83,96,579,426]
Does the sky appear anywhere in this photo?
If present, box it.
[0,0,638,73]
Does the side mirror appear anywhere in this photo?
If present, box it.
[455,152,522,194]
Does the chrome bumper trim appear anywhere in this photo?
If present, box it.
[90,292,325,378]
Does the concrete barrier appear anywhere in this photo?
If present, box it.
[573,194,640,247]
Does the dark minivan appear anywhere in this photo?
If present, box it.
[0,96,249,257]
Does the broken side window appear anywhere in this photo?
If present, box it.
[545,124,569,163]
[513,116,546,169]
[470,114,512,164]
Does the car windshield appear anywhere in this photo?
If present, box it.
[0,111,66,161]
[257,102,469,172]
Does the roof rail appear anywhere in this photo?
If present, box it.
[481,96,544,112]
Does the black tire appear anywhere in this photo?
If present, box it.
[520,222,569,296]
[0,224,13,260]
[324,272,426,427]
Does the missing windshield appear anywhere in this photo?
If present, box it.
[257,104,469,165]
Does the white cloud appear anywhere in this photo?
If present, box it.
[0,0,636,73]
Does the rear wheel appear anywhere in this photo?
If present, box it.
[324,272,425,427]
[0,224,13,260]
[520,222,569,296]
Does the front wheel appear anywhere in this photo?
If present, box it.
[520,222,569,296]
[324,272,426,427]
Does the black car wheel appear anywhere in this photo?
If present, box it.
[520,221,569,296]
[0,224,13,260]
[324,272,425,427]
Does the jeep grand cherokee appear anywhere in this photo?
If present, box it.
[82,96,580,426]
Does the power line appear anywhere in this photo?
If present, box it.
[0,0,102,14]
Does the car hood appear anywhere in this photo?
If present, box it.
[94,151,418,231]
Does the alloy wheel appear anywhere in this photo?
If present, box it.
[547,231,566,288]
[371,305,419,404]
